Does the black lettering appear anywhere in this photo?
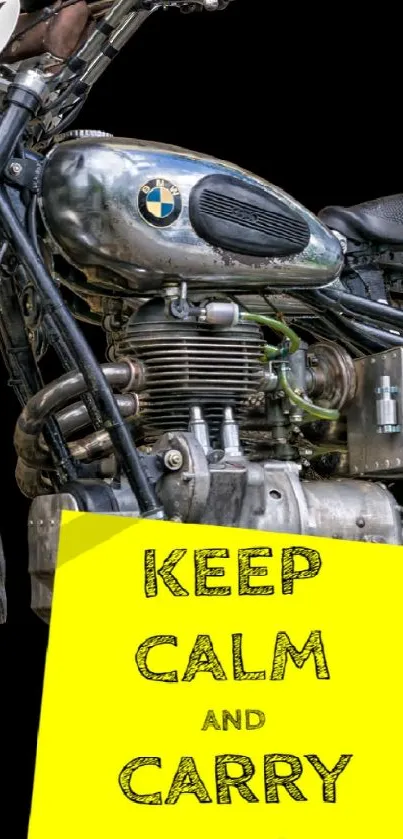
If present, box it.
[182,635,227,682]
[222,710,242,730]
[245,710,266,730]
[144,549,157,597]
[195,549,231,596]
[215,755,258,804]
[135,635,178,682]
[144,549,189,597]
[264,754,307,803]
[305,754,353,803]
[281,546,321,595]
[201,710,221,731]
[232,633,266,681]
[165,756,212,804]
[238,547,274,596]
[271,631,330,680]
[118,757,162,804]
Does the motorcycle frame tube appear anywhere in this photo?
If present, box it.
[0,187,162,516]
[325,287,403,331]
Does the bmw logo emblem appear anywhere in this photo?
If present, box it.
[138,178,182,228]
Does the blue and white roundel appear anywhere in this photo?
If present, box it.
[138,178,182,228]
[146,185,176,219]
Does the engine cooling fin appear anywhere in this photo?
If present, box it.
[113,299,265,444]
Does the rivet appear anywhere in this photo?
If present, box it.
[9,161,22,175]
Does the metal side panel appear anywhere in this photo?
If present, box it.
[347,347,403,477]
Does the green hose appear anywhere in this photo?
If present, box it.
[262,343,281,360]
[242,312,301,355]
[243,311,338,420]
[278,366,340,421]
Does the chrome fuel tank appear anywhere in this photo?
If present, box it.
[39,137,342,294]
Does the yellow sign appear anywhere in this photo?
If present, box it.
[29,511,403,838]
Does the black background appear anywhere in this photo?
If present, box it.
[0,2,400,834]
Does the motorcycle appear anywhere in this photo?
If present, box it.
[1,0,403,626]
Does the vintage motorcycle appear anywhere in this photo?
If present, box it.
[1,0,403,625]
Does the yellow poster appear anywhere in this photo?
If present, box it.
[28,511,403,838]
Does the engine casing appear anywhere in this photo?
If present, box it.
[27,453,402,623]
[39,137,343,293]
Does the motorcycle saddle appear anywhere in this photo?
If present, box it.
[319,194,403,245]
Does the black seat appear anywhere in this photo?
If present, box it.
[318,194,403,245]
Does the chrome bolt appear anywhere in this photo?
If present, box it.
[9,161,22,176]
[164,449,183,471]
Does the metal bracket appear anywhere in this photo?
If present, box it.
[139,452,165,485]
[5,156,43,192]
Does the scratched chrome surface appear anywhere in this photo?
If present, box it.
[40,137,343,293]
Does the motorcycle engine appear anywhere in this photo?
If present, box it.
[24,135,402,621]
[102,290,398,533]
